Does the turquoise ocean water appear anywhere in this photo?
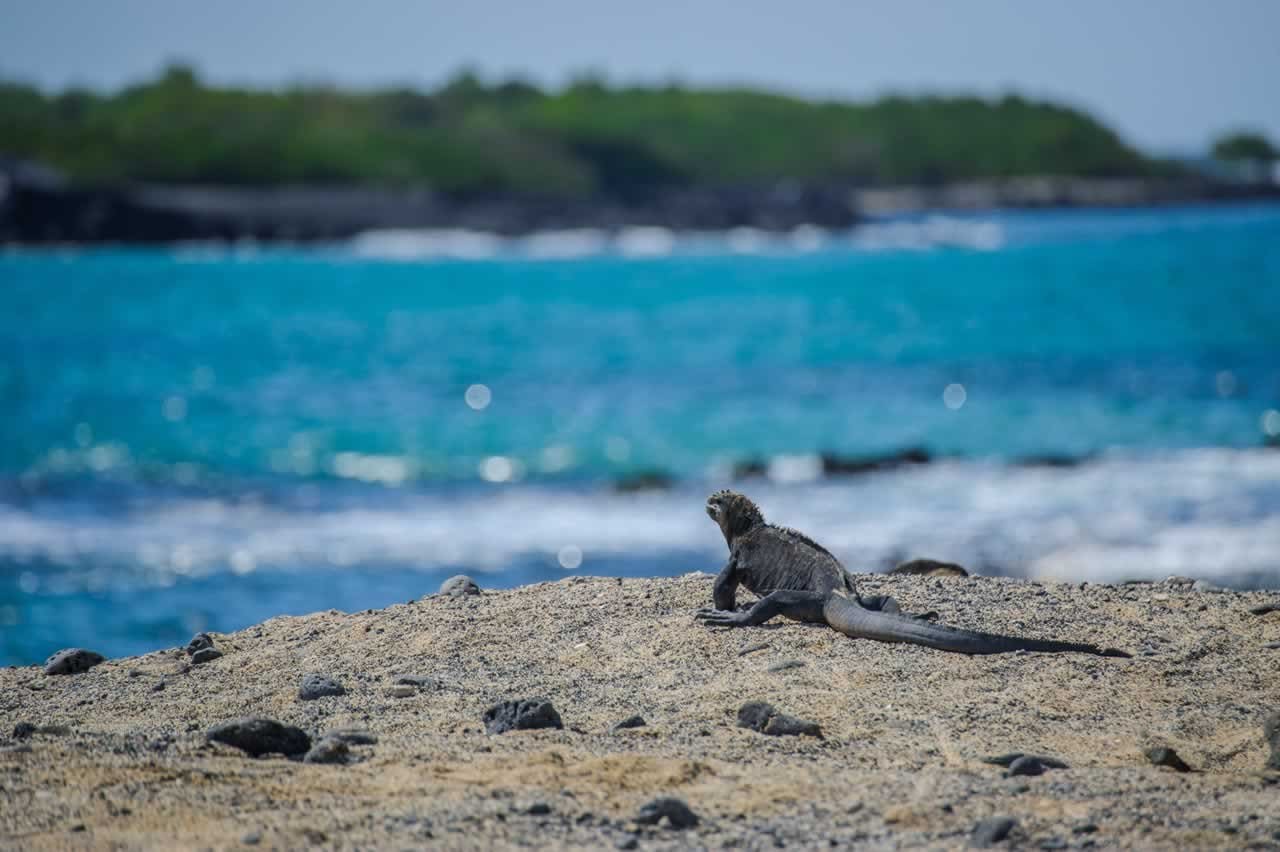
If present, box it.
[2,203,1279,664]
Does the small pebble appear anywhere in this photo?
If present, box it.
[324,728,378,746]
[386,685,415,698]
[970,816,1017,847]
[439,575,481,597]
[738,643,770,657]
[611,715,647,732]
[982,753,1069,769]
[190,648,223,665]
[483,698,564,734]
[303,737,350,765]
[767,659,805,672]
[1144,746,1192,772]
[242,831,261,846]
[737,701,822,737]
[298,674,345,701]
[43,648,105,676]
[207,718,311,757]
[635,797,699,829]
[12,722,36,740]
[525,802,552,815]
[1263,712,1280,771]
[393,674,437,689]
[1005,756,1046,777]
[185,633,215,656]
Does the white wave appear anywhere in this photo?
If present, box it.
[2,448,1277,589]
[518,229,610,259]
[349,228,503,260]
[614,226,677,258]
[849,216,1005,252]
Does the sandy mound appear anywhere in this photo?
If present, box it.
[2,573,1278,849]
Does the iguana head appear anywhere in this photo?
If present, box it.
[705,489,764,544]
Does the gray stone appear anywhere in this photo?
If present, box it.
[190,648,223,665]
[303,737,350,765]
[185,632,214,656]
[1264,712,1280,771]
[982,752,1069,769]
[635,796,699,829]
[483,698,563,734]
[207,717,311,757]
[1006,756,1046,777]
[242,831,261,846]
[767,659,805,672]
[324,728,378,746]
[737,701,821,737]
[12,722,36,740]
[1145,746,1192,772]
[611,715,647,732]
[43,648,105,675]
[392,674,438,689]
[439,575,481,597]
[737,701,777,731]
[1192,579,1225,593]
[298,673,346,701]
[970,816,1017,847]
[763,714,823,737]
[1248,603,1280,616]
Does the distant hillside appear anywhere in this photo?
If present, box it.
[0,66,1169,198]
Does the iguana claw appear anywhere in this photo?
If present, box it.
[695,608,746,627]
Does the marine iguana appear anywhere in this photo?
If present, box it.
[696,490,1129,657]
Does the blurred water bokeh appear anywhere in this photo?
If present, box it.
[2,202,1279,664]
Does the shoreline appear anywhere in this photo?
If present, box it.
[3,167,1278,244]
[2,573,1278,849]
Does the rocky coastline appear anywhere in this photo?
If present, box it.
[2,572,1278,849]
[3,158,1278,245]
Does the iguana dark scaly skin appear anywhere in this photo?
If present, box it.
[696,490,1130,657]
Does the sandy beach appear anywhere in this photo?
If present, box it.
[2,572,1279,850]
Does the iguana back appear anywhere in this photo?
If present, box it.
[732,523,856,597]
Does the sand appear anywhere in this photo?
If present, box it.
[1,572,1278,850]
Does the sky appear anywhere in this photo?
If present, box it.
[2,0,1277,153]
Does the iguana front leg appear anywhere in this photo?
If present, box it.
[697,590,829,627]
[712,556,740,611]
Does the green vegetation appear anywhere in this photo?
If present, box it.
[1211,131,1277,163]
[0,65,1162,197]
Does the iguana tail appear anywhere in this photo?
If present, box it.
[824,594,1130,657]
